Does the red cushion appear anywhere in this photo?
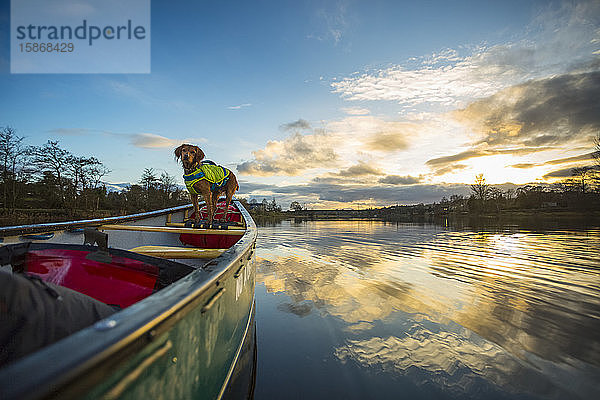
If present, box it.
[25,249,159,308]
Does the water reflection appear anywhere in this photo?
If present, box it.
[255,220,600,399]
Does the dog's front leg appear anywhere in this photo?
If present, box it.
[192,193,200,224]
[204,191,214,225]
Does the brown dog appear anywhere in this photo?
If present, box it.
[174,144,238,227]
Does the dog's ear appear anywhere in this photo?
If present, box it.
[193,146,205,164]
[174,145,184,160]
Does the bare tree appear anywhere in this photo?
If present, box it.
[470,174,490,201]
[30,140,72,205]
[488,187,503,213]
[159,171,176,193]
[86,163,111,190]
[0,127,26,210]
[158,171,177,206]
[594,132,600,167]
[83,160,110,210]
[66,156,101,197]
[593,132,600,185]
[571,166,595,193]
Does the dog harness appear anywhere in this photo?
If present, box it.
[183,161,230,195]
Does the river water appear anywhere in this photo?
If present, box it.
[252,219,600,399]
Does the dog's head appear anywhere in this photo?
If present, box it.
[174,144,205,169]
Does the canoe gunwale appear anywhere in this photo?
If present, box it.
[0,200,258,400]
[0,204,194,236]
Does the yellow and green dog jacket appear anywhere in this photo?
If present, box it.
[183,162,230,195]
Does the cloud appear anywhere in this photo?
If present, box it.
[227,103,252,110]
[509,152,595,169]
[426,150,487,167]
[365,132,409,151]
[331,51,516,106]
[423,70,599,178]
[336,161,383,177]
[378,175,421,185]
[238,180,471,206]
[129,133,182,149]
[543,168,577,179]
[454,72,600,148]
[239,115,421,177]
[430,164,468,176]
[237,132,339,176]
[325,116,419,152]
[331,1,600,108]
[342,107,370,115]
[313,171,420,186]
[544,152,596,165]
[510,163,536,169]
[425,144,562,175]
[280,119,311,131]
[44,128,207,151]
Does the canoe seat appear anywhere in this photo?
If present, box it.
[129,246,227,259]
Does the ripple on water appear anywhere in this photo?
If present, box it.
[255,220,600,399]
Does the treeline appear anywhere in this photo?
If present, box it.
[340,174,600,220]
[451,136,600,214]
[440,170,600,215]
[0,127,186,220]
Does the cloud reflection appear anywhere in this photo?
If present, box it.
[256,221,600,398]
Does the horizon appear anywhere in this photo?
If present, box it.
[1,0,599,209]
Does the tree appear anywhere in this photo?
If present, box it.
[29,141,72,206]
[571,166,595,194]
[290,201,303,211]
[0,126,27,210]
[267,197,281,212]
[159,171,176,194]
[65,156,100,207]
[158,171,178,207]
[499,188,515,209]
[470,174,490,202]
[86,163,111,190]
[139,168,159,191]
[594,132,600,168]
[488,187,503,213]
[593,132,600,185]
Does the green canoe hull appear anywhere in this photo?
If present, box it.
[0,202,257,400]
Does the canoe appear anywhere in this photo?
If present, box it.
[0,200,257,400]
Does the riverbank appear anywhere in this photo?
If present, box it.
[286,208,600,220]
[255,208,600,230]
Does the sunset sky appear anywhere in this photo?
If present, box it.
[1,0,599,208]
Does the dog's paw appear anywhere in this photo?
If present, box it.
[194,221,209,229]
